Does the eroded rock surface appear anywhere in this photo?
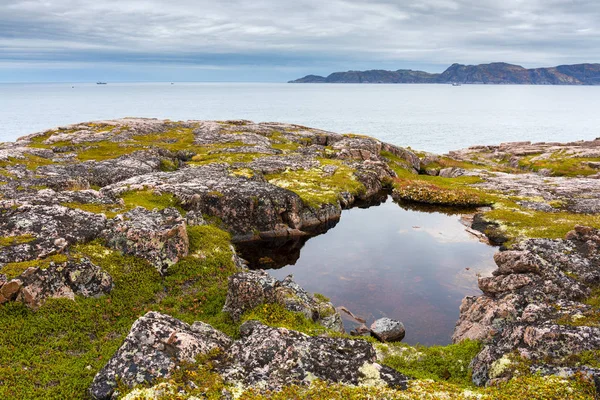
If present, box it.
[89,311,232,400]
[0,259,113,308]
[102,207,189,274]
[453,225,600,386]
[222,269,344,332]
[217,320,409,391]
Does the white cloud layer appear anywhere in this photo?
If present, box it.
[1,0,599,78]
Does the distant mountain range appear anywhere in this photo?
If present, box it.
[289,62,600,85]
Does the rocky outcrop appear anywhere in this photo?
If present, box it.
[370,318,406,342]
[0,204,107,263]
[102,207,189,274]
[222,269,344,332]
[0,259,113,309]
[217,320,409,391]
[90,315,409,398]
[453,225,600,386]
[89,311,232,400]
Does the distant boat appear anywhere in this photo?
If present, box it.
[451,82,461,86]
[96,82,107,85]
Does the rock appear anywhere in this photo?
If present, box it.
[217,320,409,391]
[222,270,344,332]
[0,259,113,309]
[454,226,600,386]
[89,311,232,400]
[102,207,189,274]
[439,167,466,178]
[370,318,406,342]
[0,204,107,263]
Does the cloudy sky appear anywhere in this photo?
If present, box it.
[1,0,599,82]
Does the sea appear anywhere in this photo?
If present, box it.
[2,82,600,153]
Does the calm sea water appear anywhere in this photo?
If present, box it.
[2,82,600,153]
[238,198,497,346]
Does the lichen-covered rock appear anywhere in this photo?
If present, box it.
[216,320,409,391]
[222,269,344,332]
[0,259,113,309]
[102,207,189,274]
[453,225,600,386]
[89,311,232,400]
[370,318,406,342]
[0,204,107,263]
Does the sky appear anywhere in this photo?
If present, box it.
[1,0,599,82]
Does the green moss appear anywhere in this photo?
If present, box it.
[313,293,330,303]
[0,154,55,171]
[519,153,600,177]
[0,254,69,279]
[120,190,185,215]
[0,224,239,398]
[241,303,328,336]
[159,158,178,172]
[0,234,36,247]
[483,200,600,241]
[188,150,261,166]
[380,339,482,387]
[393,178,492,207]
[266,159,365,209]
[61,202,126,218]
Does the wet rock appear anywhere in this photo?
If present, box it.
[89,311,232,400]
[370,318,406,342]
[222,269,344,332]
[102,207,189,274]
[454,226,600,386]
[217,320,409,391]
[0,259,113,309]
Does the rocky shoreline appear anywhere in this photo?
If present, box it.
[1,119,599,399]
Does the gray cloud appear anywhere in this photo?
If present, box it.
[1,0,600,79]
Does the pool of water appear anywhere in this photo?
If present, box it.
[236,197,497,346]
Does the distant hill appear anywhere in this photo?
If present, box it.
[289,62,600,85]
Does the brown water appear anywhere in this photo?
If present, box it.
[236,197,497,346]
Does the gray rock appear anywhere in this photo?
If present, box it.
[370,318,406,342]
[89,311,232,400]
[102,207,189,274]
[222,269,344,332]
[0,259,113,309]
[217,320,409,391]
[454,226,600,386]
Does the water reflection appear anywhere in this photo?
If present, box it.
[236,197,497,346]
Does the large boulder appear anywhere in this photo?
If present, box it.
[89,311,232,400]
[217,320,409,391]
[0,259,113,309]
[222,269,344,332]
[102,207,189,274]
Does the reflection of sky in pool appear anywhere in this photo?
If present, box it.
[253,198,497,346]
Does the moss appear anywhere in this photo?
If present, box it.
[241,303,328,336]
[120,190,185,215]
[380,339,482,387]
[159,158,178,172]
[61,202,126,218]
[393,178,492,207]
[519,153,600,177]
[0,154,55,171]
[557,287,600,327]
[188,150,261,166]
[313,293,330,303]
[483,200,600,241]
[0,224,239,399]
[0,254,69,279]
[266,159,365,209]
[0,234,36,247]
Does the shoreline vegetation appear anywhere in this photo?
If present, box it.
[1,118,599,399]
